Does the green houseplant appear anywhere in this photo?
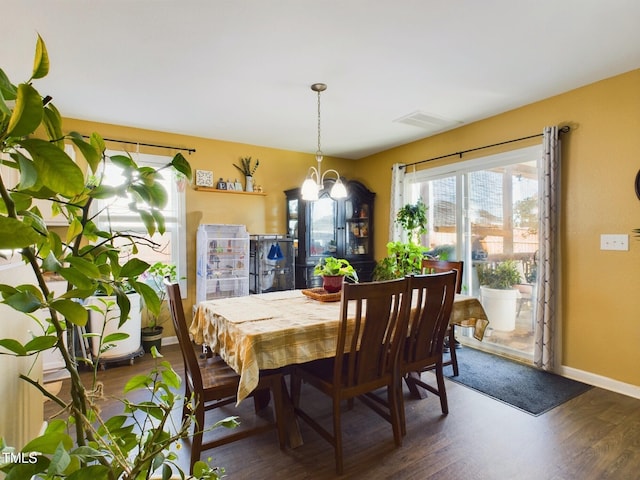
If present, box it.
[373,199,429,280]
[314,256,359,293]
[0,36,227,479]
[372,241,427,281]
[395,198,427,243]
[140,262,178,353]
[477,260,521,290]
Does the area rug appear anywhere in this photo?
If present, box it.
[446,347,592,416]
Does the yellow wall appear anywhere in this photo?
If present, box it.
[359,69,640,388]
[64,68,640,388]
[63,118,349,337]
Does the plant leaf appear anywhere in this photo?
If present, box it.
[66,256,101,279]
[123,374,151,393]
[68,132,101,173]
[0,216,40,249]
[24,335,58,353]
[6,83,43,137]
[171,152,192,180]
[3,289,42,313]
[42,103,63,147]
[102,332,129,344]
[22,433,73,454]
[50,299,88,326]
[0,339,27,355]
[31,34,50,80]
[19,138,84,197]
[120,258,150,278]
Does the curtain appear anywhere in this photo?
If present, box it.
[534,126,561,370]
[389,163,406,242]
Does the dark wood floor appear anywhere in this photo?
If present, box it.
[45,344,640,479]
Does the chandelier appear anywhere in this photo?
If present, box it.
[300,83,347,201]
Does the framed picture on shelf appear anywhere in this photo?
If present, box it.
[195,169,214,187]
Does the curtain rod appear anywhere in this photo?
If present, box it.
[401,125,570,170]
[81,135,196,154]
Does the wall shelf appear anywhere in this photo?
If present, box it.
[194,186,266,196]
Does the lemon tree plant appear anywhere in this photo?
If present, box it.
[0,36,228,479]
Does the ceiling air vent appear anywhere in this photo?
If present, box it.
[394,110,461,131]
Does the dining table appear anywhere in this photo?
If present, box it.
[190,289,489,405]
[190,288,488,447]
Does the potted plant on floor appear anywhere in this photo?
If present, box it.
[477,260,522,331]
[314,256,359,293]
[0,36,226,479]
[140,261,178,353]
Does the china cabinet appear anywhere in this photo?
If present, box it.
[285,179,375,288]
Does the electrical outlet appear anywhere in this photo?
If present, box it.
[600,234,629,251]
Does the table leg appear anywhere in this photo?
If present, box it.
[280,376,303,448]
[404,372,428,399]
[252,374,304,448]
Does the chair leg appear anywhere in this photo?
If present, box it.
[332,396,344,475]
[449,326,459,377]
[389,383,403,446]
[397,376,407,437]
[435,363,449,415]
[190,403,205,473]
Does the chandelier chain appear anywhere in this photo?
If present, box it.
[316,88,322,157]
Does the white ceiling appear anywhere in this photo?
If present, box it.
[3,1,640,159]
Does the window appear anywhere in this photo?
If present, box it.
[93,151,187,295]
[405,145,542,360]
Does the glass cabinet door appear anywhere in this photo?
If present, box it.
[287,198,298,257]
[345,198,371,257]
[308,195,337,258]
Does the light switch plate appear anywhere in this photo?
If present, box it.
[600,234,629,251]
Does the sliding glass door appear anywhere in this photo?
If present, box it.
[406,146,542,362]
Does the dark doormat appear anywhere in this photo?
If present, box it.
[446,347,592,416]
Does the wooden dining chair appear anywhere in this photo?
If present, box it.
[164,279,286,473]
[421,259,463,376]
[290,277,411,475]
[399,272,457,434]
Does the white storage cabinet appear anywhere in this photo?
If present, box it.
[196,224,250,303]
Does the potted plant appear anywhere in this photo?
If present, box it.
[372,241,427,280]
[233,156,259,192]
[477,260,522,331]
[139,262,178,352]
[373,199,429,280]
[396,198,427,243]
[0,36,225,478]
[314,256,359,293]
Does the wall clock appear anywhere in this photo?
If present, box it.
[636,169,640,200]
[195,169,214,187]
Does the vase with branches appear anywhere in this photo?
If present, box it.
[233,156,259,192]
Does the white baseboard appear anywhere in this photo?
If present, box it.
[557,364,640,400]
[161,336,179,346]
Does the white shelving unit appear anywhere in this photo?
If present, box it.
[196,224,250,303]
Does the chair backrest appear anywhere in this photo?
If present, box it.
[403,272,457,368]
[334,277,410,387]
[421,259,464,294]
[165,279,204,395]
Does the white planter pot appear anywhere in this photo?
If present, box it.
[86,293,142,358]
[480,286,519,332]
